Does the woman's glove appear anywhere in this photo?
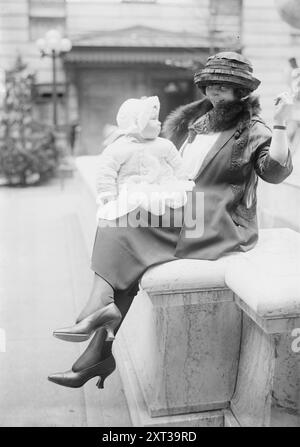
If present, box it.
[273,91,294,125]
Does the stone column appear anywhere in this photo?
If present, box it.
[114,259,242,426]
[230,305,300,427]
[225,229,300,426]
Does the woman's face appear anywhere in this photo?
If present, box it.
[205,83,236,106]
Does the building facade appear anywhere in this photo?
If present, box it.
[0,0,242,153]
[1,0,300,154]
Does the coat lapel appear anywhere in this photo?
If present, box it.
[194,126,238,180]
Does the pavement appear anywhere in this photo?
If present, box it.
[0,175,132,427]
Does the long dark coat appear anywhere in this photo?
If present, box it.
[162,96,293,260]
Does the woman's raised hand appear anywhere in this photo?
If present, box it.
[273,91,295,125]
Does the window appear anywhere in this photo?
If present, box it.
[29,17,66,41]
[28,0,66,41]
[29,0,66,18]
[33,83,66,125]
[210,0,242,16]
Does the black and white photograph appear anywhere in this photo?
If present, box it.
[0,0,299,430]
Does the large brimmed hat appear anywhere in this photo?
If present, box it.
[194,52,261,91]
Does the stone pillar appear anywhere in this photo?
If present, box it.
[230,306,300,427]
[114,259,242,426]
[225,229,300,426]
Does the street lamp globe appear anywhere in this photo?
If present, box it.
[36,29,72,56]
[61,38,72,53]
[45,29,62,53]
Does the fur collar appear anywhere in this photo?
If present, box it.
[162,95,262,148]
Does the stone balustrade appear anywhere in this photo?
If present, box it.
[225,230,300,427]
[75,155,300,427]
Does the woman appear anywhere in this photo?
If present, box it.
[48,52,293,388]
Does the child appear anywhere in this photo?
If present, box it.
[95,96,194,221]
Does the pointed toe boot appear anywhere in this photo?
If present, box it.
[53,303,122,343]
[48,354,116,389]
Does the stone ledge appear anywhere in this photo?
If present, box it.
[140,257,235,293]
[234,294,300,334]
[225,227,300,332]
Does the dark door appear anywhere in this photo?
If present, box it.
[151,78,196,124]
[77,68,138,154]
[76,67,198,154]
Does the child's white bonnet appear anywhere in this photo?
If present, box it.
[116,96,160,134]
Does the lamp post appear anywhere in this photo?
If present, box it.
[36,29,72,128]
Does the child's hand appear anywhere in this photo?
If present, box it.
[96,194,117,206]
[102,195,117,205]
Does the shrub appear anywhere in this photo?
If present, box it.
[0,57,60,185]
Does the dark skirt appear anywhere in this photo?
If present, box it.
[91,207,183,291]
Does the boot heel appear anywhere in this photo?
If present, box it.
[103,317,121,341]
[96,376,105,389]
[53,303,122,344]
[104,326,115,341]
[96,369,114,389]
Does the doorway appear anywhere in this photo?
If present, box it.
[151,78,197,124]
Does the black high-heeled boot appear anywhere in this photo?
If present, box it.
[48,328,116,389]
[48,284,139,389]
[72,327,108,372]
[53,302,122,343]
[48,354,116,389]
